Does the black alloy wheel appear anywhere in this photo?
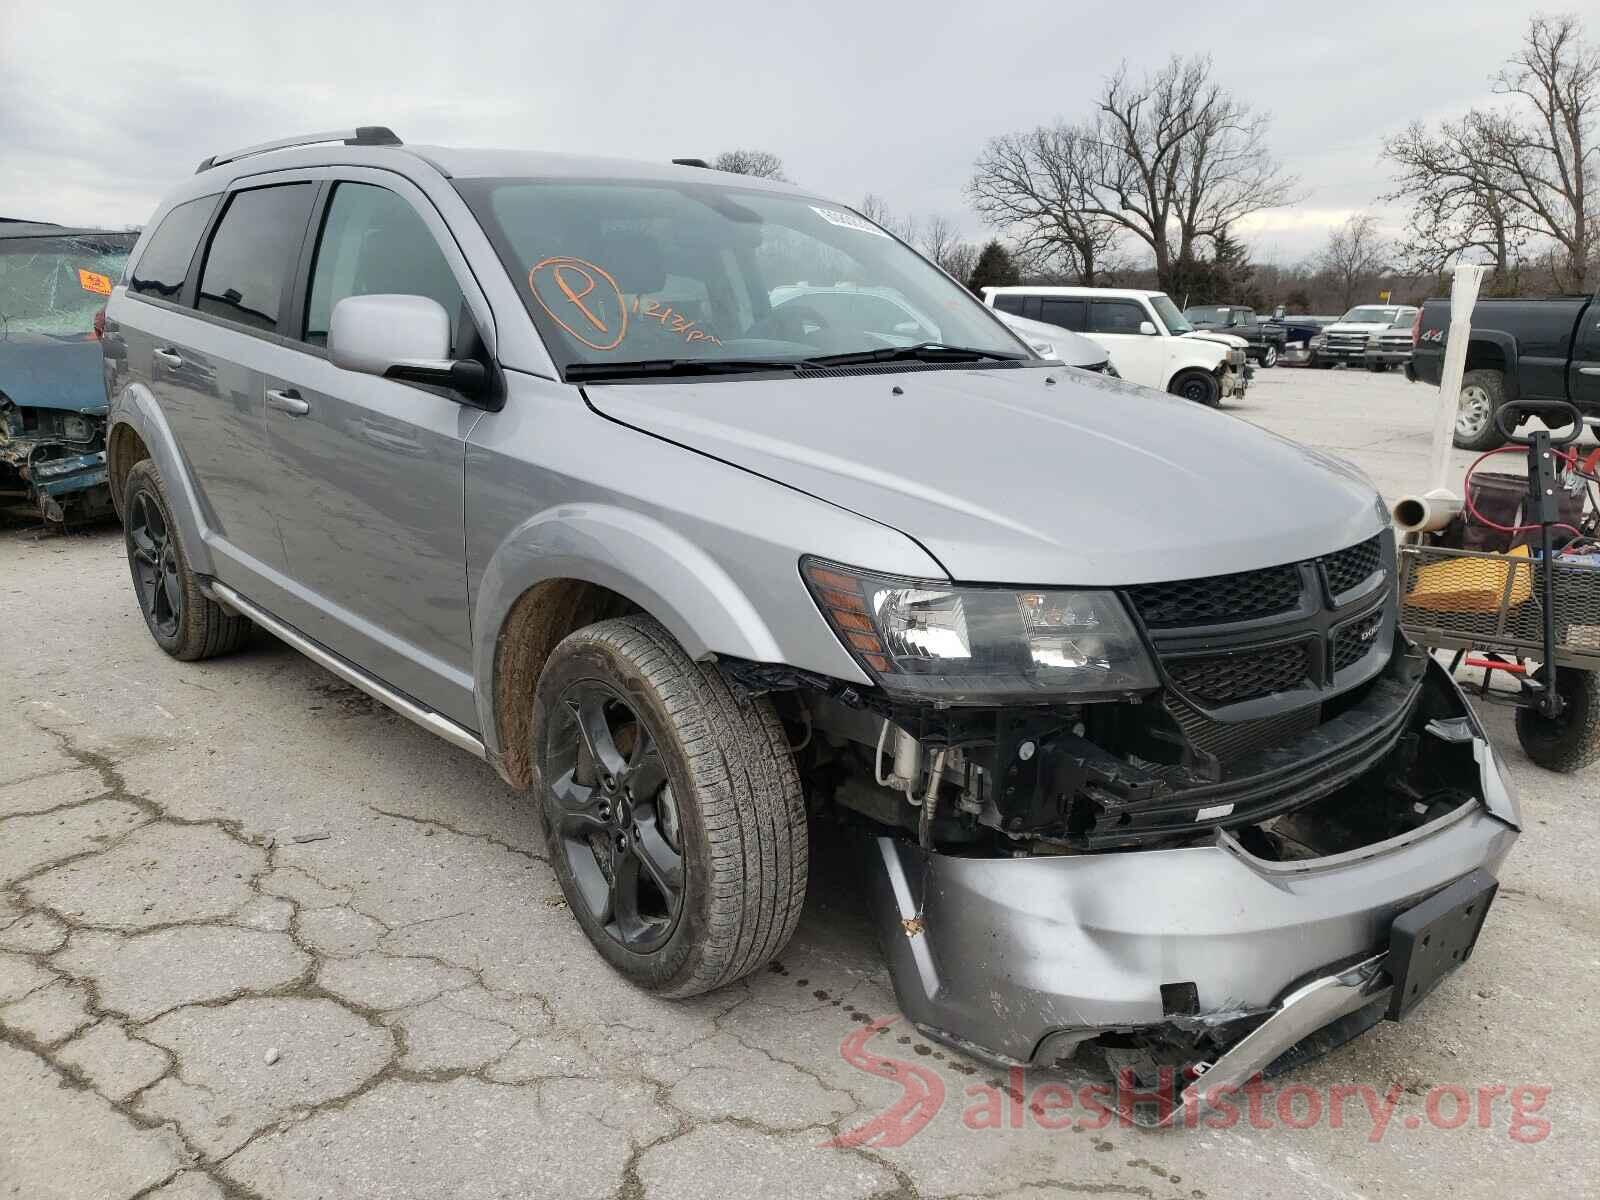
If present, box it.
[126,489,183,640]
[547,680,685,952]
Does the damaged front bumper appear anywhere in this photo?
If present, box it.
[863,658,1519,1085]
[0,411,112,525]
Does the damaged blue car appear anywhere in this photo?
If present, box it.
[1,222,138,526]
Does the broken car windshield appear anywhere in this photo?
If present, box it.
[456,178,1026,378]
[0,233,137,338]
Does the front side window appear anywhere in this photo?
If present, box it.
[196,184,315,332]
[457,178,1025,376]
[1089,300,1149,335]
[129,197,217,301]
[991,293,1027,316]
[1,232,136,336]
[305,183,467,353]
[1148,294,1192,333]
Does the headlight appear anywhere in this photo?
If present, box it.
[62,415,94,441]
[1310,334,1327,348]
[802,559,1159,702]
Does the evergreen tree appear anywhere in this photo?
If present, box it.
[967,239,1021,293]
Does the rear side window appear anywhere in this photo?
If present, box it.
[197,184,315,332]
[1089,300,1148,335]
[303,182,466,353]
[1037,298,1086,331]
[992,293,1027,316]
[129,197,217,300]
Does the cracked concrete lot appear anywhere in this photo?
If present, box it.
[3,368,1597,1199]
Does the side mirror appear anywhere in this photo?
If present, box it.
[329,294,489,400]
[1138,320,1158,336]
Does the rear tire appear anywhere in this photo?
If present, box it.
[1368,361,1388,373]
[1453,369,1507,452]
[533,615,808,997]
[122,460,250,660]
[1516,666,1600,773]
[1169,369,1221,408]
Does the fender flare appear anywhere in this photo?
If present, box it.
[107,382,217,575]
[1465,331,1521,402]
[470,502,790,750]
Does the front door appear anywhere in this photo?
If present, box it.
[258,176,489,728]
[1086,298,1168,388]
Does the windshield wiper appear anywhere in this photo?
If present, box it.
[565,358,805,381]
[801,343,1026,368]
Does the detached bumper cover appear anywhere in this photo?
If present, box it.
[864,666,1519,1069]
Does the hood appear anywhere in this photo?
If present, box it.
[1325,322,1392,335]
[585,366,1385,586]
[0,334,108,413]
[993,312,1108,368]
[1181,330,1248,350]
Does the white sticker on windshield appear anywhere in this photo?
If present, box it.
[810,206,891,237]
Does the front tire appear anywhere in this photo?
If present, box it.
[122,460,250,660]
[1262,345,1278,368]
[1516,666,1600,773]
[533,615,808,997]
[1169,369,1222,407]
[1453,369,1507,451]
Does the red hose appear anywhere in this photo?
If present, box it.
[1462,444,1584,540]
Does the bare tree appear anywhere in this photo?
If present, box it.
[916,214,978,279]
[968,124,1124,283]
[1382,117,1524,277]
[857,193,916,241]
[1480,14,1598,289]
[1319,214,1390,309]
[968,55,1297,291]
[712,149,789,181]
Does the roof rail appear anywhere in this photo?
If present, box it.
[671,157,711,169]
[196,126,402,174]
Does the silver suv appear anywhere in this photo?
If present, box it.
[103,128,1518,1108]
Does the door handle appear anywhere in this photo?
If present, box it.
[266,388,311,416]
[152,348,183,368]
[1580,367,1600,377]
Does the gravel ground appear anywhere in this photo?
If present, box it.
[3,364,1595,1199]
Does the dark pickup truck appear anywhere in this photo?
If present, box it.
[1408,289,1600,450]
[1181,304,1288,367]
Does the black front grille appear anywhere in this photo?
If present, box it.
[1165,642,1312,706]
[1322,536,1382,597]
[1165,695,1321,762]
[1127,564,1303,629]
[1333,610,1385,672]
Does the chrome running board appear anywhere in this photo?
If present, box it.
[209,581,486,760]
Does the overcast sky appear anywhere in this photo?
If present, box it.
[0,0,1542,264]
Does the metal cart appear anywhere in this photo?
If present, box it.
[1398,401,1600,773]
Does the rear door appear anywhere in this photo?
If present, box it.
[126,182,318,594]
[256,173,492,728]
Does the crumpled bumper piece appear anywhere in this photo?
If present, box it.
[863,703,1519,1070]
[28,449,108,499]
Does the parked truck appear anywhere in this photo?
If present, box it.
[1407,290,1600,450]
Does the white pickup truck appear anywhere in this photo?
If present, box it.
[983,286,1250,405]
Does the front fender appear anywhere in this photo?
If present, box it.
[107,381,216,576]
[470,502,841,747]
[1165,341,1227,381]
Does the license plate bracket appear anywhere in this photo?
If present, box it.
[1385,868,1498,1021]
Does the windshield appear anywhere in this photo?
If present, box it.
[0,233,136,338]
[457,179,1024,374]
[1183,305,1232,325]
[1341,306,1402,324]
[1148,294,1192,333]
